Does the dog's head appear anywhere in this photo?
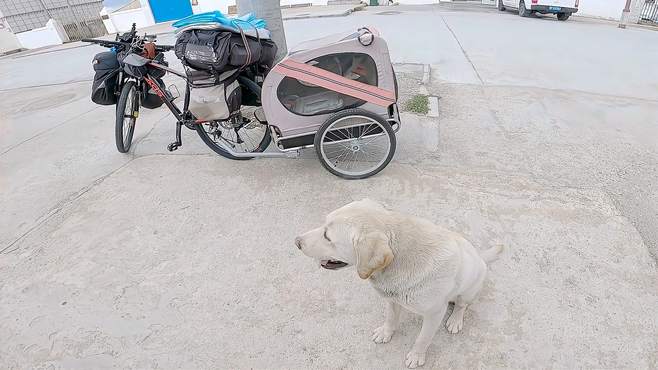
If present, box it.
[295,199,394,279]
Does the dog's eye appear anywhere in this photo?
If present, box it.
[323,229,331,242]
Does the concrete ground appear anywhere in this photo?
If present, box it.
[1,4,658,369]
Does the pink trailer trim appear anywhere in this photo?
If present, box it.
[272,59,396,108]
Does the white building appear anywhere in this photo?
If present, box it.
[0,11,21,54]
[0,0,105,52]
[105,0,648,30]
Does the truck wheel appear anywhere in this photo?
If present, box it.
[557,13,570,21]
[518,0,530,17]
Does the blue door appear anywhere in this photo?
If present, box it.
[149,0,193,23]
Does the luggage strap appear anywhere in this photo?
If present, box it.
[235,21,264,71]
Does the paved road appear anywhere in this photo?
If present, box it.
[1,5,657,369]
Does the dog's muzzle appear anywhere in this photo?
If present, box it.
[320,259,349,270]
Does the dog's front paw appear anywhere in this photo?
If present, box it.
[405,350,426,368]
[446,311,464,334]
[371,325,394,344]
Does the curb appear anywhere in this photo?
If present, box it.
[282,9,352,20]
[421,64,439,117]
[282,4,365,21]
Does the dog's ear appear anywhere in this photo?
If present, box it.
[354,231,393,279]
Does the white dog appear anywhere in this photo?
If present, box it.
[295,199,503,368]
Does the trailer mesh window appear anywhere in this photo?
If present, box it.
[277,53,378,116]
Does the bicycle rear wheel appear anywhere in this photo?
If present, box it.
[196,107,271,160]
[115,81,139,153]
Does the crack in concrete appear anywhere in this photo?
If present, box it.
[438,12,485,86]
[0,152,215,256]
[0,159,135,255]
[0,104,101,157]
[1,107,187,255]
[0,79,94,93]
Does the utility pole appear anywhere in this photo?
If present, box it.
[236,0,287,62]
[618,0,632,28]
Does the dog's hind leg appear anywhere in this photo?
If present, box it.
[372,300,401,344]
[446,270,486,334]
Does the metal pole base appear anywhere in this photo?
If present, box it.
[618,10,630,29]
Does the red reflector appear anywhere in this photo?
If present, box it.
[532,0,538,3]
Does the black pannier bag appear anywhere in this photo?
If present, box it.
[147,52,168,79]
[175,28,277,72]
[91,51,120,105]
[141,77,165,109]
[175,29,231,71]
[141,54,168,109]
[141,55,168,110]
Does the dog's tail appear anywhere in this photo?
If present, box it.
[480,244,504,264]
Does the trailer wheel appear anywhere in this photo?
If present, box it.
[314,109,396,180]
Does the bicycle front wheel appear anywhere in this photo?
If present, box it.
[115,81,139,153]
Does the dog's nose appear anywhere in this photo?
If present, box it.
[295,237,303,250]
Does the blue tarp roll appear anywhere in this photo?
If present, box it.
[172,11,267,31]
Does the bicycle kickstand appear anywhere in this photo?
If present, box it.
[167,122,183,152]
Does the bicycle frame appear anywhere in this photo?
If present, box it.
[143,61,193,151]
[140,61,295,157]
[137,62,310,159]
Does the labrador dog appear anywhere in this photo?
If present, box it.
[295,199,503,368]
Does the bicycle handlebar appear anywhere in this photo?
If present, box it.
[81,38,124,47]
[82,38,174,53]
[157,44,175,52]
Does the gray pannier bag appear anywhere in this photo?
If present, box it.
[187,70,242,121]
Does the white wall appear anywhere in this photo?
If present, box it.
[15,19,68,50]
[191,0,328,15]
[139,0,157,25]
[109,8,154,32]
[100,7,117,34]
[577,0,627,20]
[50,17,69,43]
[192,0,234,14]
[0,29,21,53]
[0,17,22,53]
